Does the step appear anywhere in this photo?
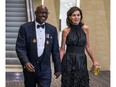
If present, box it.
[6,38,16,44]
[6,3,25,8]
[6,58,21,65]
[6,65,22,72]
[6,17,27,22]
[6,51,17,58]
[6,22,26,27]
[6,32,18,38]
[6,0,25,4]
[6,45,15,51]
[6,12,27,17]
[6,8,26,12]
[6,27,19,32]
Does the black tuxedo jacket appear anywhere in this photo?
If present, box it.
[16,21,61,73]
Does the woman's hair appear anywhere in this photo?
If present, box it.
[66,6,84,27]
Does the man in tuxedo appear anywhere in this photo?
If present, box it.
[16,5,61,87]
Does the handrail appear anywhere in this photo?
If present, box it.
[26,0,30,22]
[26,0,35,22]
[29,0,35,21]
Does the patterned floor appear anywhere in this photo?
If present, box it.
[6,71,110,87]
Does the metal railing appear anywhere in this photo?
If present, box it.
[26,0,35,22]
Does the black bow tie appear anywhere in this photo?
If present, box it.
[37,24,45,28]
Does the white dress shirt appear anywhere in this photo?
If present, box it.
[35,21,45,57]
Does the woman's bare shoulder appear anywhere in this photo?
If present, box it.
[62,27,70,36]
[82,25,89,33]
[82,25,89,30]
[62,27,70,34]
[63,27,70,32]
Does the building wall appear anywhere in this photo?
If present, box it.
[80,0,110,70]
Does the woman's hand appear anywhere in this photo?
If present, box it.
[93,61,100,68]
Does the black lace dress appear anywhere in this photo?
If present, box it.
[61,24,89,87]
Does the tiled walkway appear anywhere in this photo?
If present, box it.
[6,71,110,87]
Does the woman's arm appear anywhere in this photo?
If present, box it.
[83,25,99,66]
[60,28,69,61]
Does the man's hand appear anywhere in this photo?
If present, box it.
[24,63,35,72]
[54,72,61,79]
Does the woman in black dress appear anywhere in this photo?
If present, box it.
[60,6,100,87]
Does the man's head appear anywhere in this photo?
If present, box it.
[35,5,49,24]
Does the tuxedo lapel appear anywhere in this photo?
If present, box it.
[31,21,38,56]
[44,23,49,52]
